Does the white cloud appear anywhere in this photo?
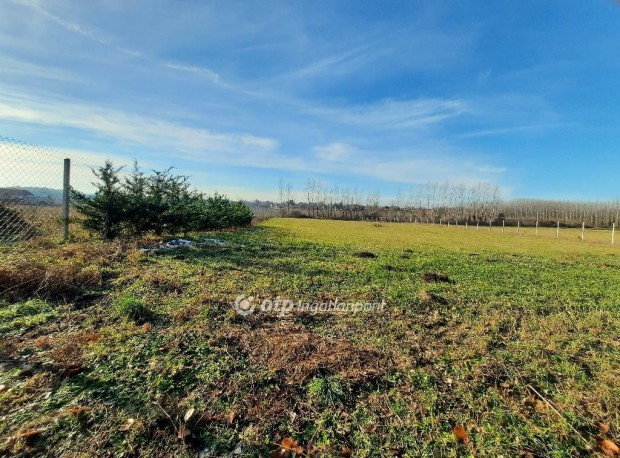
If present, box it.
[313,142,357,161]
[471,164,508,174]
[458,123,570,139]
[163,63,221,84]
[309,98,469,129]
[347,156,505,186]
[0,89,507,188]
[13,0,116,46]
[0,56,82,83]
[280,43,376,80]
[0,94,279,160]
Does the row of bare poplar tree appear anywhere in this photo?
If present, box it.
[274,179,620,227]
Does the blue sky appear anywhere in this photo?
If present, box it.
[1,0,619,201]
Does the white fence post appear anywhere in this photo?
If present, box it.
[581,222,585,241]
[613,223,616,245]
[535,220,539,236]
[556,221,560,239]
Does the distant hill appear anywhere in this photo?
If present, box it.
[22,187,64,202]
[0,187,63,205]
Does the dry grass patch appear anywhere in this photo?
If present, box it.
[0,261,102,302]
[170,303,202,323]
[238,323,392,385]
[140,268,187,293]
[47,330,101,374]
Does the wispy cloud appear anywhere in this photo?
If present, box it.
[0,88,506,186]
[0,56,82,83]
[459,123,570,139]
[0,93,280,163]
[313,142,358,161]
[347,156,506,185]
[163,63,221,83]
[12,0,261,96]
[278,43,376,80]
[13,0,117,46]
[309,98,470,129]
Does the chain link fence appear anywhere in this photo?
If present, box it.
[0,136,96,243]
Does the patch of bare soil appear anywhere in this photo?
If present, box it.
[353,251,377,259]
[422,272,453,283]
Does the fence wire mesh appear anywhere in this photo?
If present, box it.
[0,136,95,242]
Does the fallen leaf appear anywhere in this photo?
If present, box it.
[598,438,620,457]
[140,323,152,333]
[178,424,192,440]
[225,411,236,424]
[340,447,353,457]
[66,406,89,416]
[364,424,376,433]
[184,408,195,423]
[534,399,548,413]
[120,418,136,431]
[597,422,611,434]
[34,337,51,348]
[272,437,303,457]
[16,429,42,439]
[0,384,7,393]
[281,437,302,453]
[453,425,469,444]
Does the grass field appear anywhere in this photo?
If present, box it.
[1,218,619,457]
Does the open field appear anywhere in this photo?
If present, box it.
[1,218,620,457]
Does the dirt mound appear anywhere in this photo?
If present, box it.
[241,326,390,385]
[422,272,453,283]
[353,251,377,259]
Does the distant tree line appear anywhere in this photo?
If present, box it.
[265,179,620,228]
[72,161,253,240]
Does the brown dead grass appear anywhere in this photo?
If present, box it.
[141,268,186,293]
[0,338,17,360]
[0,233,138,303]
[0,261,102,302]
[238,324,391,385]
[47,331,101,373]
[170,304,201,323]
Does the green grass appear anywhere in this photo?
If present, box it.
[113,294,152,323]
[1,218,619,457]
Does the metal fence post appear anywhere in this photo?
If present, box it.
[63,158,71,240]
